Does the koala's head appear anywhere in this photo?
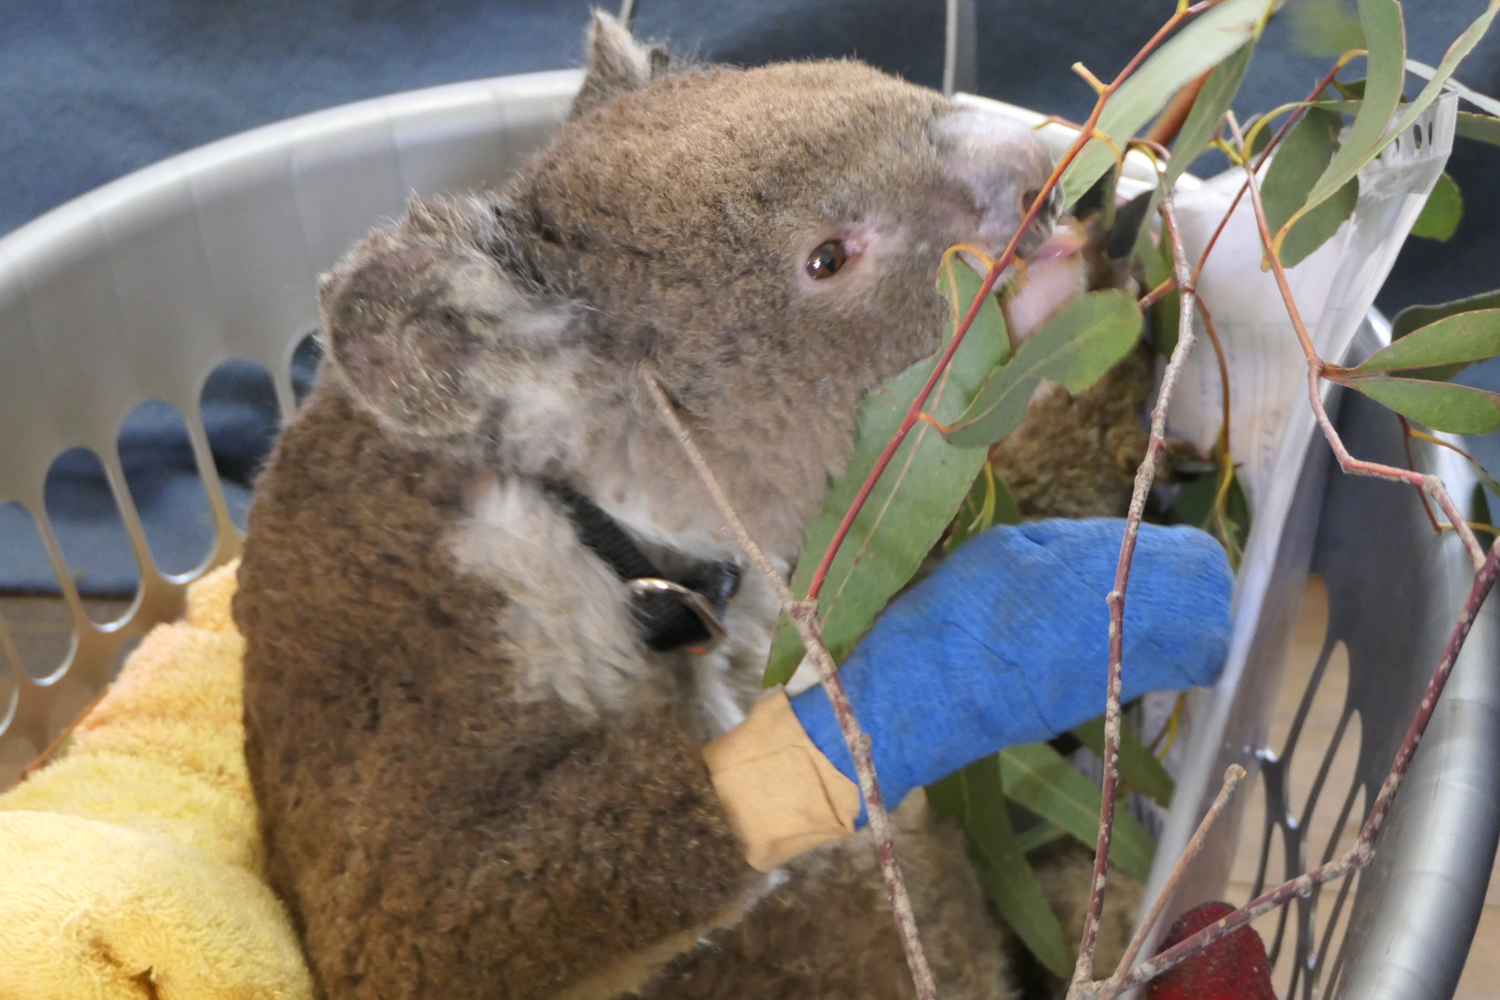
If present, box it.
[320,12,1060,559]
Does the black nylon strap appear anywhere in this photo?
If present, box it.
[542,480,739,652]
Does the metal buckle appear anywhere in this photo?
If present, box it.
[626,577,728,652]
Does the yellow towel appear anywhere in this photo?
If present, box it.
[0,562,314,1000]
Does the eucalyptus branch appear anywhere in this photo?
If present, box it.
[1187,59,1353,291]
[1067,89,1500,1000]
[1068,185,1200,993]
[1225,112,1488,571]
[804,0,1235,604]
[1110,764,1247,984]
[641,375,940,1000]
[1105,536,1500,998]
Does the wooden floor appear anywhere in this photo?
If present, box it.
[1,583,1496,996]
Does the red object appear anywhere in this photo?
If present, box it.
[1145,901,1277,1000]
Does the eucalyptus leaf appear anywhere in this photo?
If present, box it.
[1139,220,1181,359]
[1164,41,1257,191]
[1279,0,1404,240]
[1280,177,1357,267]
[1015,817,1071,855]
[1289,0,1366,56]
[1261,105,1358,267]
[762,259,1006,686]
[927,757,1074,977]
[1392,289,1500,340]
[1410,173,1463,241]
[945,464,1023,555]
[1405,58,1500,117]
[1474,484,1498,549]
[1345,375,1500,435]
[944,289,1144,449]
[1354,309,1500,374]
[1288,0,1500,236]
[1457,111,1500,146]
[1170,462,1252,568]
[1060,0,1274,207]
[998,742,1157,882]
[1263,106,1343,232]
[1072,716,1175,809]
[1468,462,1500,507]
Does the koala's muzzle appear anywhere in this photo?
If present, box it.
[935,109,1060,260]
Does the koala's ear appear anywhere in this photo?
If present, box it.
[318,199,571,440]
[571,9,671,119]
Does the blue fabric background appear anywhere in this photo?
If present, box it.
[2,0,1497,594]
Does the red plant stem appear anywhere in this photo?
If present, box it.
[1186,59,1350,289]
[1399,414,1444,532]
[1107,537,1500,998]
[1111,764,1247,981]
[804,0,1231,604]
[1070,186,1200,990]
[641,376,939,1000]
[1228,114,1489,570]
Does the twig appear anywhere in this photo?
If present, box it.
[1111,764,1247,982]
[1225,112,1488,571]
[1068,185,1201,993]
[1399,415,1444,533]
[641,375,939,1000]
[804,0,1234,604]
[1144,70,1212,148]
[1067,88,1500,1000]
[1186,59,1354,291]
[1107,536,1500,998]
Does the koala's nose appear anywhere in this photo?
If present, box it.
[936,108,1060,259]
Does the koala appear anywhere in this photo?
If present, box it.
[236,13,1146,1000]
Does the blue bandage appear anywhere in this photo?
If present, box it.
[790,519,1233,819]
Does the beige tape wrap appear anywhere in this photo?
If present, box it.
[702,689,862,871]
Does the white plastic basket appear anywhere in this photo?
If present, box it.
[0,68,1494,1000]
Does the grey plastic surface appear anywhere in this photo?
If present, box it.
[0,68,581,771]
[0,64,1493,1000]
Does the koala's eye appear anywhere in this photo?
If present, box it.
[805,241,848,279]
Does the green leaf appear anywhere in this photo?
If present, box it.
[927,757,1074,977]
[1467,461,1500,507]
[1457,111,1500,146]
[1405,58,1500,117]
[945,464,1023,555]
[1138,214,1182,359]
[1263,106,1342,231]
[1281,177,1358,267]
[1261,105,1359,267]
[1289,1,1500,237]
[1288,0,1366,56]
[1474,483,1498,550]
[1280,0,1405,239]
[1410,172,1463,241]
[1061,0,1275,207]
[762,259,1006,686]
[1332,76,1367,99]
[1164,41,1257,191]
[1354,309,1500,374]
[1392,289,1500,340]
[1015,817,1071,855]
[1072,716,1176,809]
[944,289,1144,449]
[1345,375,1500,434]
[1169,461,1252,569]
[998,742,1158,882]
